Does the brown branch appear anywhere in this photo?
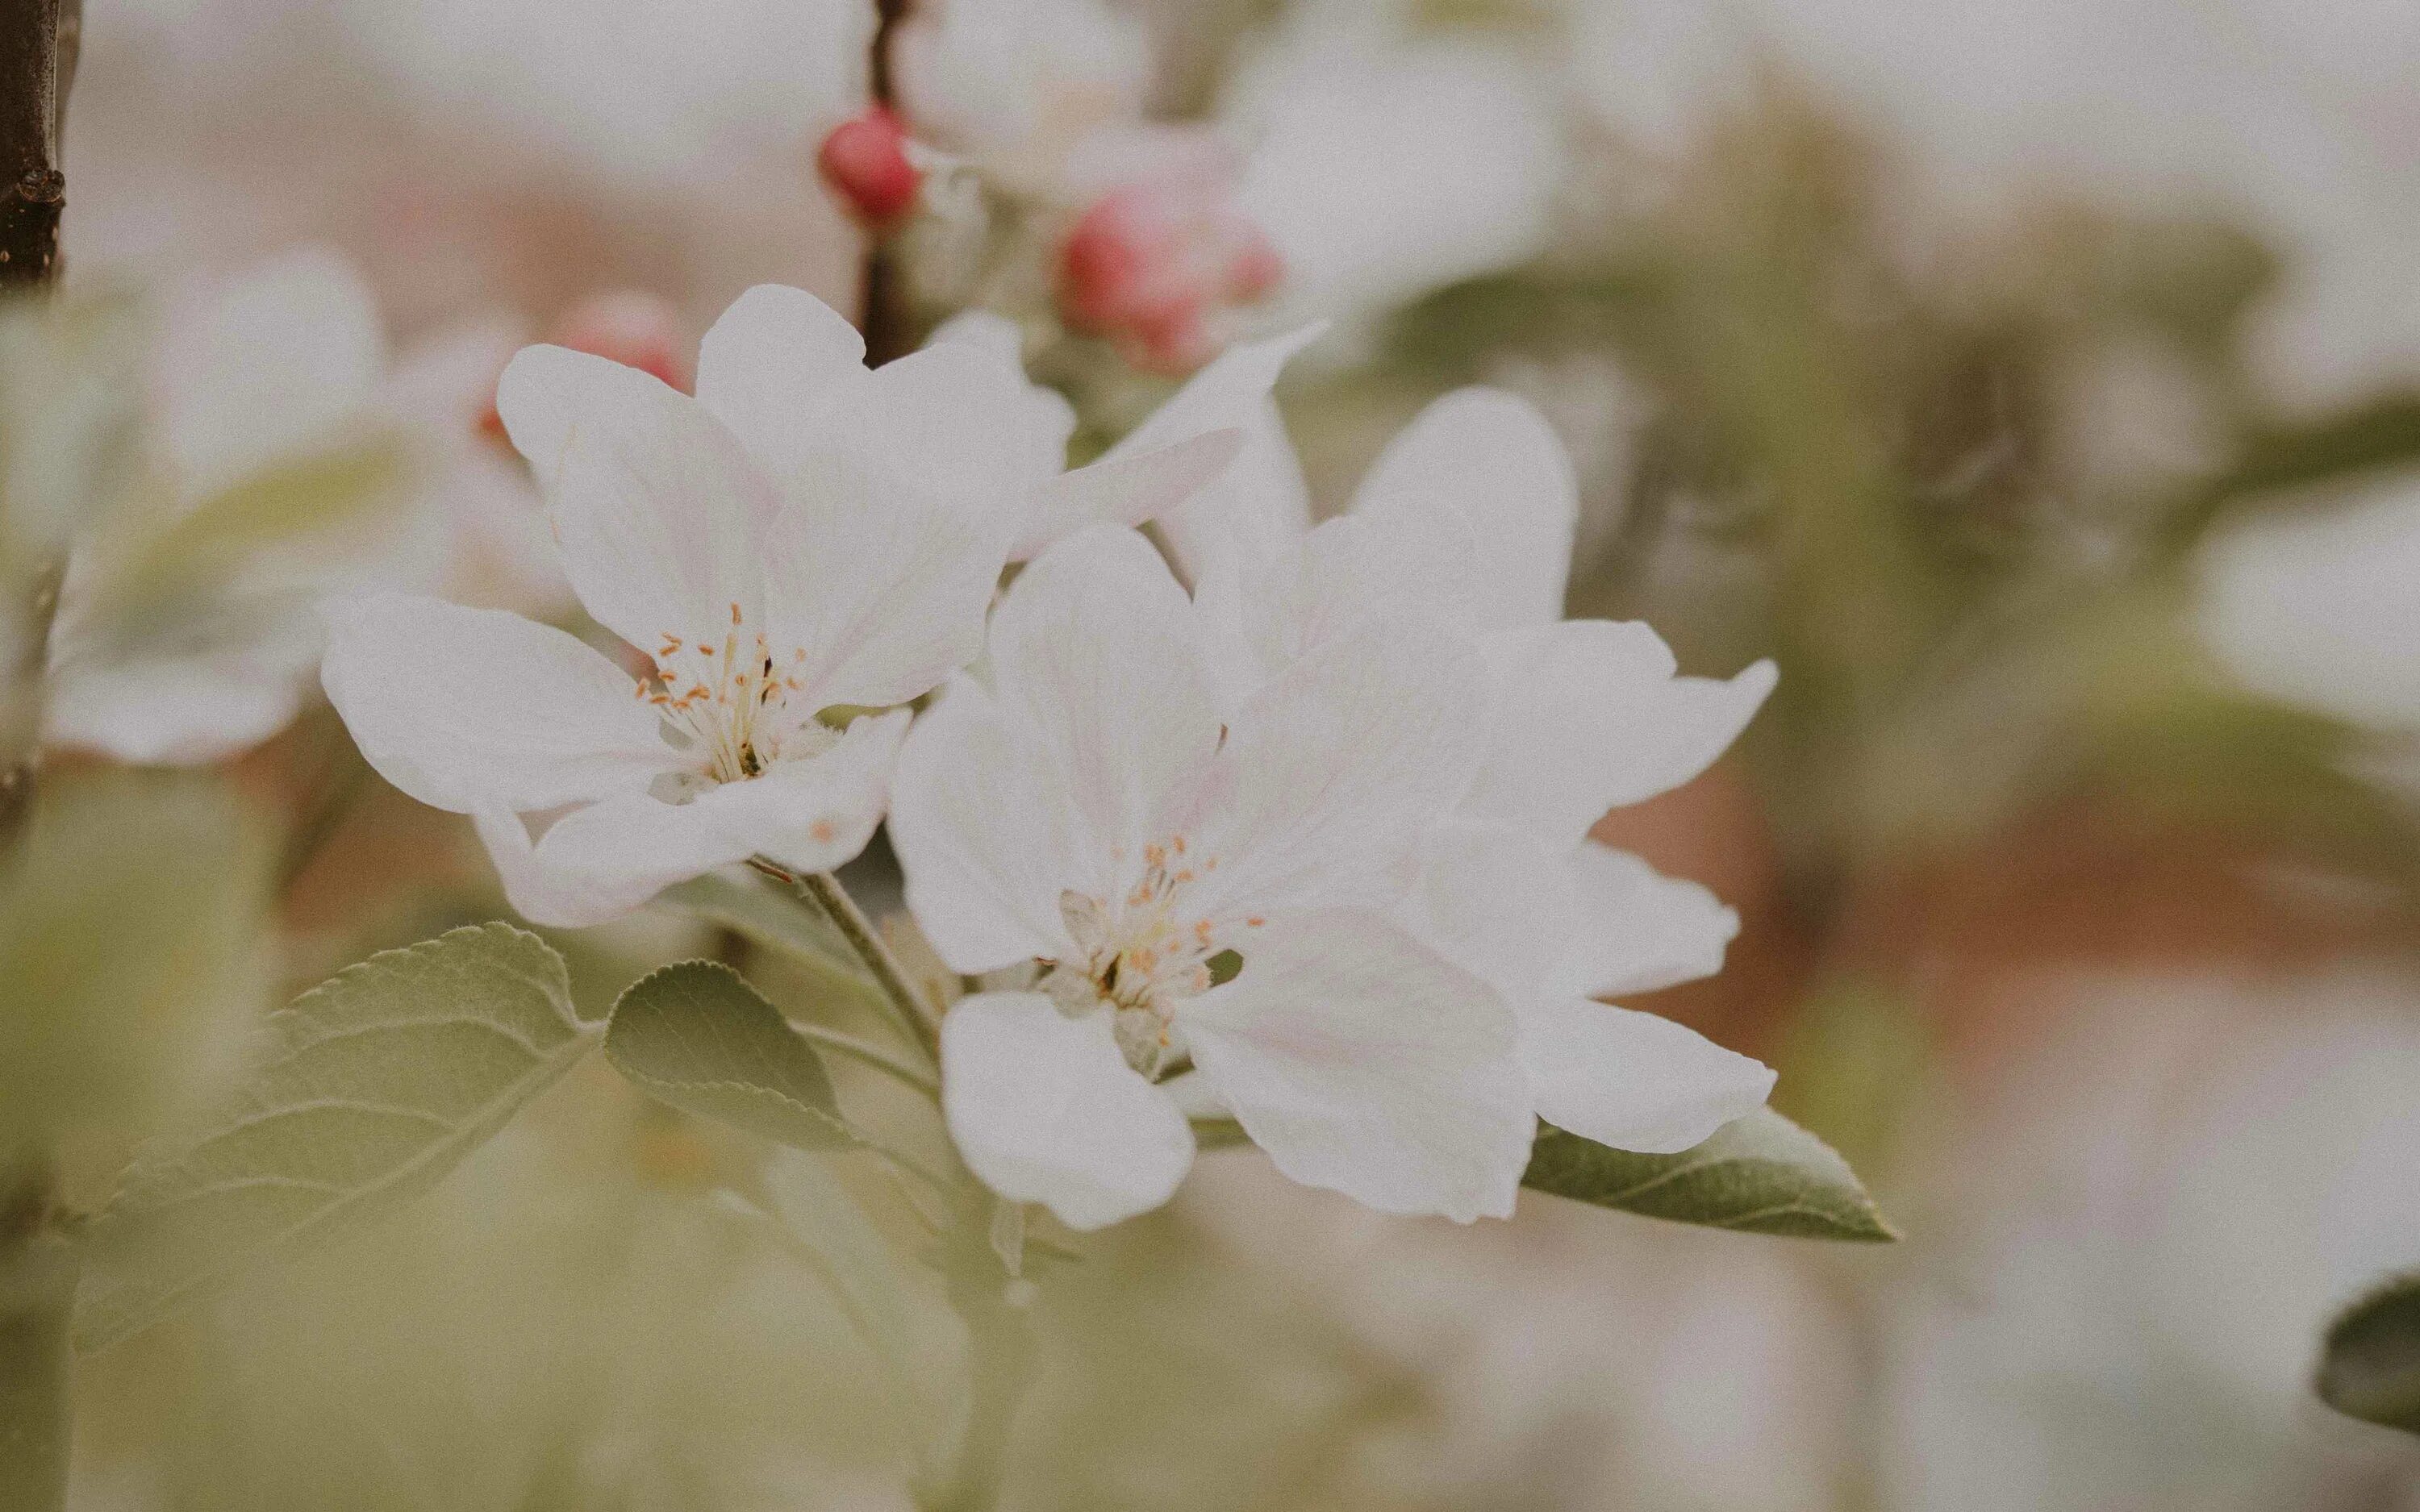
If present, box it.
[0,0,64,288]
[859,0,912,364]
[0,0,72,853]
[0,7,77,1501]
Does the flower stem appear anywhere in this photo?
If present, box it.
[749,859,943,1066]
[916,1233,1037,1512]
[804,868,944,1064]
[795,1020,940,1098]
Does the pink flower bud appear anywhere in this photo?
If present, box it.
[1057,166,1282,376]
[817,106,924,231]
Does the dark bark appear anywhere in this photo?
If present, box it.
[0,0,65,288]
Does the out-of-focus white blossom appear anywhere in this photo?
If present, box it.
[2197,483,2420,733]
[891,527,1533,1230]
[44,248,453,765]
[1888,976,2420,1510]
[891,0,1150,197]
[1227,7,1565,335]
[323,285,1037,927]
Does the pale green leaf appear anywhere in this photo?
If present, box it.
[73,923,594,1352]
[603,960,852,1151]
[2318,1269,2420,1434]
[1521,1108,1897,1242]
[0,769,272,1160]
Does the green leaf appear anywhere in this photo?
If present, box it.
[603,960,852,1152]
[2318,1269,2420,1434]
[73,923,594,1353]
[1521,1108,1897,1242]
[657,868,886,1012]
[0,769,273,1160]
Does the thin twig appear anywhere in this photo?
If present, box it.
[0,0,62,288]
[796,1020,940,1098]
[750,856,944,1064]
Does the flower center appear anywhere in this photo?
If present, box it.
[639,602,827,787]
[1043,835,1259,1077]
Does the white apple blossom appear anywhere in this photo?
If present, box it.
[42,247,453,766]
[889,526,1535,1229]
[1183,386,1781,1156]
[918,309,1279,561]
[323,284,1044,927]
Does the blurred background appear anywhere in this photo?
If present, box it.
[33,0,2420,1506]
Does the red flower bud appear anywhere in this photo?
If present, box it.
[1058,175,1283,375]
[817,106,924,231]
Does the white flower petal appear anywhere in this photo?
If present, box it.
[474,799,748,929]
[1286,507,1479,659]
[1348,387,1575,634]
[1460,620,1776,843]
[891,675,1098,973]
[987,527,1223,877]
[1101,324,1323,587]
[1621,659,1777,807]
[1194,616,1489,921]
[518,348,782,650]
[1014,429,1244,561]
[925,310,1075,489]
[829,339,1037,527]
[1396,822,1579,1007]
[1181,910,1532,1222]
[763,482,1005,713]
[1518,999,1773,1155]
[157,247,386,491]
[692,284,869,485]
[685,709,910,877]
[321,594,673,814]
[1554,840,1739,999]
[941,991,1195,1231]
[492,344,613,490]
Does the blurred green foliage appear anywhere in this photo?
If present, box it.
[0,768,271,1167]
[1380,85,2420,895]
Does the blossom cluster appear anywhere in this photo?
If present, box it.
[810,0,1560,375]
[321,282,1776,1229]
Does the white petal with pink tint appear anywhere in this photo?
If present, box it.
[1180,910,1532,1223]
[941,992,1195,1231]
[693,283,869,485]
[320,594,673,814]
